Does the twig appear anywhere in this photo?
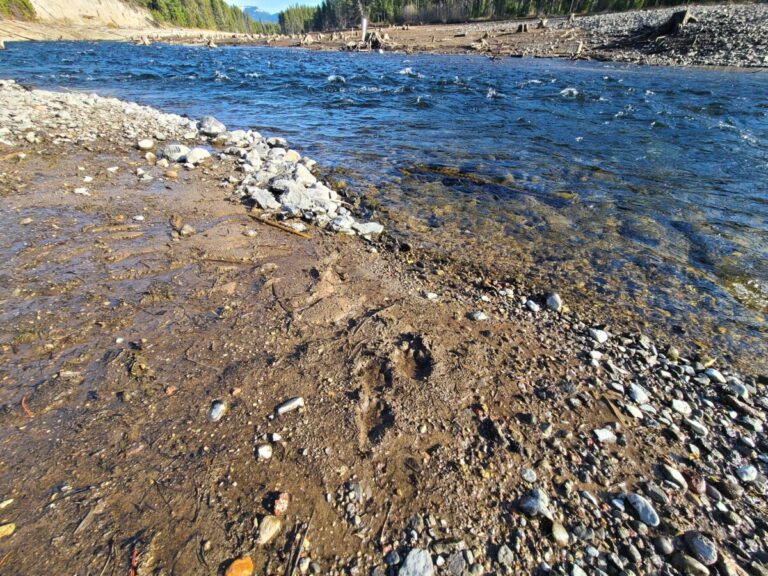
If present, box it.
[20,394,33,417]
[0,551,12,569]
[249,214,312,239]
[286,509,315,576]
[129,543,140,576]
[98,540,114,576]
[0,151,24,162]
[378,500,393,545]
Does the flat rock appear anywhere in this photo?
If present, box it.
[627,492,660,526]
[684,531,717,565]
[186,147,211,165]
[256,515,282,545]
[352,221,384,236]
[162,143,190,162]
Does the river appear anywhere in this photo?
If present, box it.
[2,41,767,365]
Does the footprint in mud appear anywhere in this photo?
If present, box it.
[392,333,433,381]
[352,358,396,451]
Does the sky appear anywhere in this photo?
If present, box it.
[227,0,321,15]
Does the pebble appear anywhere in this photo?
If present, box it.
[524,298,540,313]
[398,548,434,576]
[683,531,717,565]
[684,418,709,437]
[256,444,273,460]
[626,492,660,527]
[186,147,211,165]
[673,552,710,576]
[519,488,550,517]
[551,521,569,547]
[179,223,196,237]
[671,399,692,415]
[256,515,282,545]
[735,464,757,482]
[589,328,609,344]
[208,400,227,422]
[654,536,675,555]
[546,292,563,311]
[593,427,617,444]
[276,397,305,416]
[137,138,154,151]
[0,523,15,538]
[468,311,488,321]
[629,383,651,404]
[225,556,254,576]
[662,464,688,491]
[705,368,726,383]
[497,544,514,567]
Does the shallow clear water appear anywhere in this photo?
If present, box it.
[2,42,767,361]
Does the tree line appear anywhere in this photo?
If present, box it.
[135,0,275,33]
[279,0,712,32]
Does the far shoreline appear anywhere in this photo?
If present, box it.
[2,3,767,70]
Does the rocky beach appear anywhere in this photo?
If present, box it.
[0,72,767,576]
[186,3,768,68]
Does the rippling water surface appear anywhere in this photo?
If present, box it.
[2,42,767,362]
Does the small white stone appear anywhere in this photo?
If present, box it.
[546,292,563,312]
[593,428,617,444]
[589,328,609,344]
[705,368,726,384]
[469,311,488,321]
[256,444,273,460]
[671,399,692,416]
[137,138,155,151]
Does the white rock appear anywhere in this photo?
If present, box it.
[468,311,488,321]
[352,222,384,236]
[137,138,154,151]
[256,444,273,460]
[593,428,617,444]
[276,397,305,416]
[546,292,563,311]
[671,399,692,416]
[185,147,211,165]
[589,328,609,344]
[705,368,726,384]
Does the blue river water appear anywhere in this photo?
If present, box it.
[2,42,767,360]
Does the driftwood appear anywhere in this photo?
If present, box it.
[537,18,548,29]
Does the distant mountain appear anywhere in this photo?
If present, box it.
[243,6,278,23]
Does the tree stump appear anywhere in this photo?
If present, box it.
[656,9,697,36]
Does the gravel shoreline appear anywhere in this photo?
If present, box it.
[1,81,767,575]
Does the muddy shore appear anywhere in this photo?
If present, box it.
[1,80,767,576]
